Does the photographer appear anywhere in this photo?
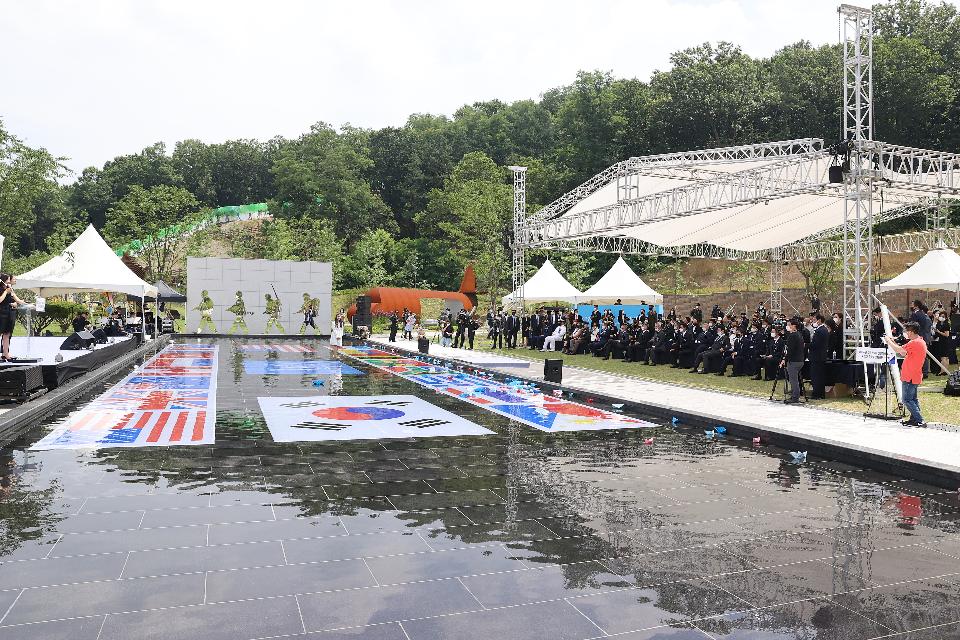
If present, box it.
[782,319,805,404]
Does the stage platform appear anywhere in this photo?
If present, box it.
[372,340,960,488]
[369,336,530,368]
[2,335,140,389]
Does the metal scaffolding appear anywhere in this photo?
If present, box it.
[509,166,527,310]
[841,3,875,355]
[511,3,960,360]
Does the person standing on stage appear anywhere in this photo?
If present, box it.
[506,310,520,348]
[0,274,25,361]
[885,321,927,427]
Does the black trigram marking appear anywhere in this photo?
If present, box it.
[366,400,412,407]
[291,421,346,431]
[399,418,451,429]
[280,401,326,409]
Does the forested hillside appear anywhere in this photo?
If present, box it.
[2,0,958,296]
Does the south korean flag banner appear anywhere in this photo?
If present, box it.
[257,395,494,442]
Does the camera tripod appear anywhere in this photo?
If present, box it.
[769,363,807,403]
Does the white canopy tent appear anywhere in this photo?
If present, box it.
[877,247,960,293]
[16,225,158,338]
[502,259,582,306]
[580,256,662,304]
[17,225,158,298]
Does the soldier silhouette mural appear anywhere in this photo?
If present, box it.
[194,290,217,333]
[227,291,250,334]
[264,293,284,334]
[297,293,319,335]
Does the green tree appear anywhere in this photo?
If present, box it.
[0,119,70,258]
[270,123,394,247]
[420,152,512,306]
[345,228,394,288]
[103,185,202,280]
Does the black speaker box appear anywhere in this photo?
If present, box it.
[945,371,960,396]
[353,295,372,333]
[0,365,44,397]
[828,165,844,184]
[61,330,95,350]
[418,337,430,354]
[544,358,563,383]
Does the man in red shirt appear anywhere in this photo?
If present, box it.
[885,321,927,427]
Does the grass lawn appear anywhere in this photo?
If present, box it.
[467,342,960,426]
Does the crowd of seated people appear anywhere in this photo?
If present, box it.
[484,297,960,397]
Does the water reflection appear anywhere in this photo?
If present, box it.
[0,337,958,638]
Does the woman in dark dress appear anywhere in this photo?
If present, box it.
[0,274,25,361]
[931,311,951,374]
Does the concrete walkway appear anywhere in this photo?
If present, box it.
[369,336,960,482]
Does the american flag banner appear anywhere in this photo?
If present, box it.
[238,344,317,353]
[32,344,218,450]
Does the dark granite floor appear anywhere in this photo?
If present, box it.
[1,338,959,639]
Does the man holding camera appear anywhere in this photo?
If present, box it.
[885,321,927,427]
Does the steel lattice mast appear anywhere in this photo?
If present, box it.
[509,166,527,310]
[840,3,875,357]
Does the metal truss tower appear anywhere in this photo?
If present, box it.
[509,166,527,309]
[841,3,875,357]
[769,248,784,314]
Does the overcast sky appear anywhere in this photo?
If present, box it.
[2,0,946,178]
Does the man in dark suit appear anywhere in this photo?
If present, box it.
[808,313,829,399]
[759,327,785,380]
[505,310,520,348]
[691,326,728,373]
[691,303,703,324]
[910,300,932,377]
[453,309,467,348]
[528,311,542,350]
[783,319,806,403]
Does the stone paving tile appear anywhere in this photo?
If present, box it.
[99,596,304,640]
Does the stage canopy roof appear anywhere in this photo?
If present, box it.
[17,225,159,298]
[502,259,582,305]
[581,256,662,303]
[520,139,960,255]
[877,247,960,292]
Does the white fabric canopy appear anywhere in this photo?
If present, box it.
[581,256,663,303]
[16,225,158,298]
[502,259,582,305]
[877,248,960,292]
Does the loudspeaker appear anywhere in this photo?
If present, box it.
[418,337,430,354]
[0,365,44,397]
[828,165,844,184]
[544,358,563,384]
[944,370,960,396]
[353,295,372,334]
[61,330,95,350]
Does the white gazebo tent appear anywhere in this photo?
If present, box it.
[502,259,582,306]
[581,256,663,304]
[876,247,960,295]
[16,224,158,338]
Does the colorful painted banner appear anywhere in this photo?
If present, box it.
[31,343,219,450]
[239,344,317,353]
[242,360,362,376]
[257,395,493,441]
[337,346,655,433]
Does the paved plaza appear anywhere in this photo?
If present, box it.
[1,338,960,640]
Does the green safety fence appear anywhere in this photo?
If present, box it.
[113,202,270,256]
